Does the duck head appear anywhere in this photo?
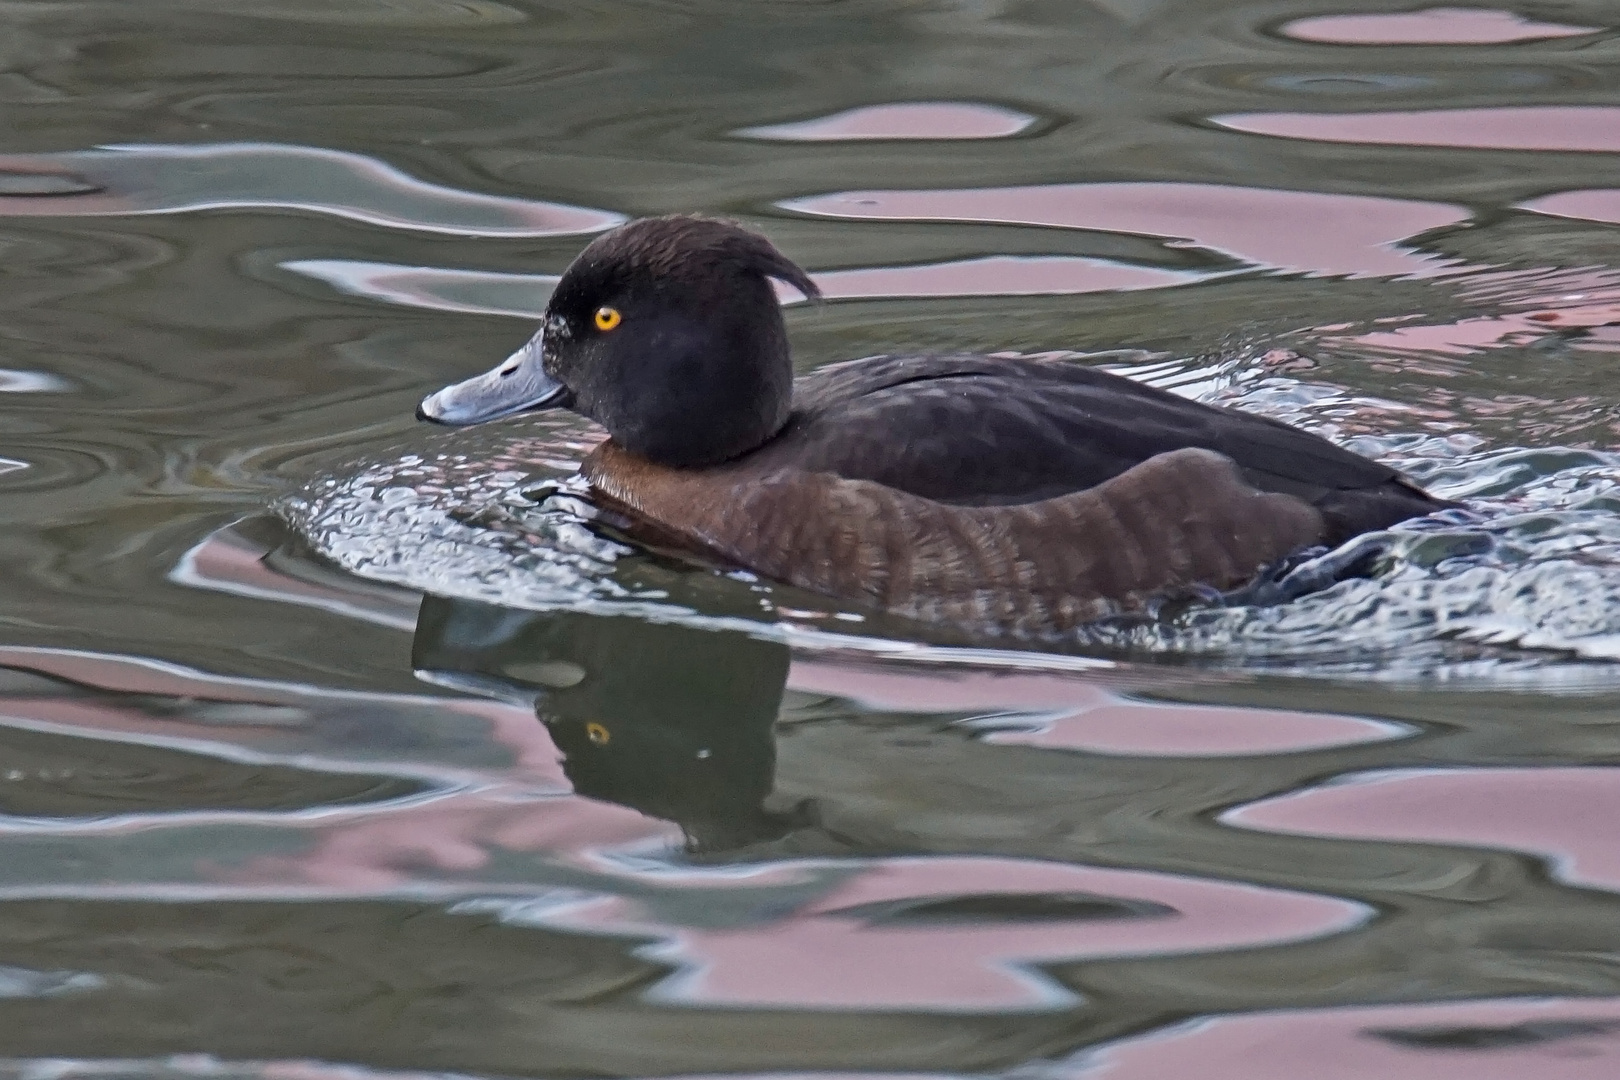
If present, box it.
[418,215,820,467]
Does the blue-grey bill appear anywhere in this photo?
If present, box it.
[417,337,572,425]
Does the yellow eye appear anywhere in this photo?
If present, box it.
[593,306,622,332]
[585,721,611,745]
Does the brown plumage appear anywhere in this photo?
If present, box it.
[586,443,1323,635]
[419,215,1453,635]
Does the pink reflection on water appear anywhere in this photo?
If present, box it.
[1524,190,1620,228]
[738,102,1036,141]
[1317,267,1620,360]
[1281,8,1600,45]
[1226,767,1620,890]
[88,996,1620,1080]
[269,1064,943,1080]
[790,661,1402,756]
[1572,325,1620,353]
[1217,107,1620,153]
[0,539,683,883]
[282,259,555,319]
[539,855,1363,1011]
[1337,313,1559,357]
[1085,995,1620,1079]
[1330,301,1620,357]
[0,645,411,713]
[0,143,622,236]
[0,643,677,882]
[784,184,1465,279]
[171,518,421,631]
[811,256,1196,299]
[0,644,573,781]
[262,1066,497,1080]
[235,786,671,891]
[285,255,1192,314]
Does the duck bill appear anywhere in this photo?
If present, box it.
[417,336,573,425]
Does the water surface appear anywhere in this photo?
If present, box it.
[2,0,1620,1075]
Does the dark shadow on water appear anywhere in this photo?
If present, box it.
[414,595,806,852]
[825,892,1178,924]
[1366,1018,1620,1051]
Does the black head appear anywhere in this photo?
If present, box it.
[418,215,820,467]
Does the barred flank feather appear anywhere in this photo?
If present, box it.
[585,444,1323,637]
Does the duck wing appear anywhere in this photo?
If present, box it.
[767,354,1445,542]
[584,442,1324,636]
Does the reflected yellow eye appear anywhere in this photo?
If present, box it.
[593,306,622,332]
[585,721,612,745]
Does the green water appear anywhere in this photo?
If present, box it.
[3,0,1620,1075]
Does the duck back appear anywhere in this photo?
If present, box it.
[747,354,1446,546]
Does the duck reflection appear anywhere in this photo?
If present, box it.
[413,596,799,852]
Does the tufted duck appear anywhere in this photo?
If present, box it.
[419,215,1450,635]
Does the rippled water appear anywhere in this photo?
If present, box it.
[5,0,1620,1075]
